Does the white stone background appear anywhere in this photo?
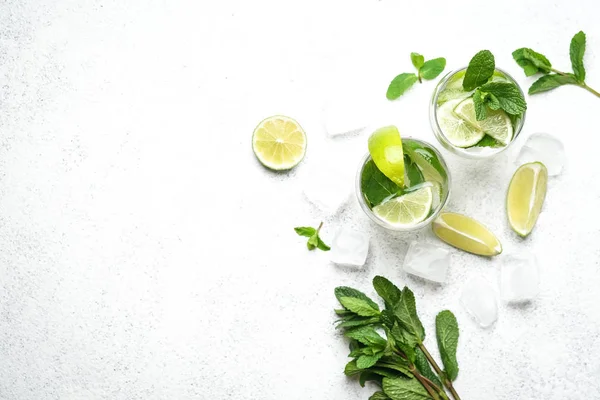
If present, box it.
[0,0,599,399]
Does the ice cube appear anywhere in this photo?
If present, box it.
[330,228,369,267]
[402,241,451,283]
[500,252,540,303]
[516,133,565,176]
[302,168,351,214]
[460,277,498,328]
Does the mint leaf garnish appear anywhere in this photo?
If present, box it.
[435,310,459,382]
[411,52,424,70]
[294,222,330,252]
[570,31,586,82]
[387,73,418,100]
[513,31,599,98]
[478,81,527,116]
[463,50,495,91]
[473,89,487,121]
[361,159,402,207]
[420,58,446,80]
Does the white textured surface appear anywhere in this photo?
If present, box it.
[1,0,600,399]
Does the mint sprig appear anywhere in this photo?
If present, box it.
[335,276,462,400]
[294,222,330,251]
[463,50,527,121]
[512,31,599,98]
[387,53,446,100]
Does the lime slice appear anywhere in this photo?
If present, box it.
[373,186,433,227]
[368,126,405,187]
[507,162,548,237]
[437,99,484,148]
[432,212,502,256]
[437,88,470,106]
[252,115,307,170]
[454,99,513,145]
[445,70,467,90]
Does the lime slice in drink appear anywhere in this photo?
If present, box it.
[437,99,484,148]
[506,162,548,237]
[373,186,433,227]
[252,115,307,170]
[454,99,513,145]
[432,212,502,256]
[445,70,467,90]
[368,126,405,187]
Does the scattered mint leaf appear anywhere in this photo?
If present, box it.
[411,53,425,70]
[361,159,402,207]
[570,31,586,82]
[463,50,495,91]
[370,391,392,400]
[479,82,527,115]
[420,58,446,80]
[382,376,433,400]
[512,48,541,76]
[512,48,552,76]
[414,347,442,389]
[393,287,425,344]
[387,73,419,100]
[475,135,503,148]
[373,276,402,309]
[436,310,460,381]
[295,222,330,252]
[473,89,487,121]
[528,73,578,94]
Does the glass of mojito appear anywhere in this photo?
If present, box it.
[430,67,526,158]
[355,126,451,231]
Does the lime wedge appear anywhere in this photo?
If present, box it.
[368,126,405,187]
[252,115,307,170]
[373,186,433,227]
[432,212,502,256]
[437,99,484,148]
[454,99,513,145]
[507,162,548,237]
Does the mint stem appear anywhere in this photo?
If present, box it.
[410,365,441,400]
[418,344,462,400]
[316,221,324,233]
[550,68,600,98]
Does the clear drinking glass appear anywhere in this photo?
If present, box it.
[355,137,451,232]
[430,67,526,159]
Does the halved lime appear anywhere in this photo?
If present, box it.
[454,99,513,145]
[437,99,484,148]
[507,162,548,237]
[368,126,405,187]
[373,186,433,227]
[252,115,306,170]
[432,212,502,256]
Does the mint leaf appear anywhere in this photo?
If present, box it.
[370,392,392,400]
[359,371,383,387]
[294,227,316,237]
[335,286,380,310]
[436,310,459,381]
[404,154,424,187]
[344,359,363,376]
[512,48,552,76]
[420,58,446,80]
[317,236,330,251]
[361,159,402,207]
[346,326,387,347]
[339,297,381,317]
[389,323,416,363]
[463,50,495,91]
[411,53,424,70]
[357,352,385,369]
[387,73,419,100]
[486,93,500,110]
[373,276,402,308]
[393,287,425,344]
[414,347,442,388]
[337,316,381,329]
[475,135,502,148]
[473,89,487,121]
[479,82,526,116]
[382,377,433,400]
[528,73,578,94]
[376,355,412,377]
[570,31,586,82]
[307,234,319,250]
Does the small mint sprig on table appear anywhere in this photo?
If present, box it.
[462,50,527,121]
[513,31,599,98]
[294,222,330,251]
[387,53,447,100]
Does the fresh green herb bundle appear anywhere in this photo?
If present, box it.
[334,276,461,400]
[387,53,447,100]
[512,31,599,98]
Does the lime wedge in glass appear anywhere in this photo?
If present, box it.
[373,186,433,227]
[454,98,513,145]
[437,99,484,148]
[368,126,405,187]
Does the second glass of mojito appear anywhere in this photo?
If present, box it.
[356,126,451,231]
[430,68,526,158]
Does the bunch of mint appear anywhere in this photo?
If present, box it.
[335,276,461,400]
[387,53,446,100]
[462,50,527,121]
[512,31,599,98]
